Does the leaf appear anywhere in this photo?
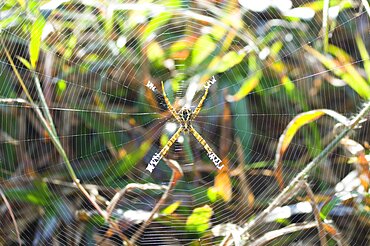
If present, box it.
[16,0,26,9]
[225,75,253,163]
[146,41,165,65]
[213,98,233,202]
[141,0,181,42]
[320,196,341,220]
[16,56,31,69]
[304,45,370,99]
[214,172,232,202]
[4,180,53,206]
[29,14,46,68]
[191,34,216,66]
[103,139,152,185]
[169,37,194,60]
[323,223,339,236]
[355,34,370,81]
[226,55,261,102]
[142,11,172,42]
[207,187,219,202]
[186,205,213,233]
[274,109,350,189]
[328,44,369,90]
[215,51,245,73]
[161,201,181,215]
[164,159,184,183]
[0,13,19,30]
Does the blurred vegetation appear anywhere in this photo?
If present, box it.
[0,0,369,245]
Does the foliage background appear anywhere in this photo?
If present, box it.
[0,0,369,245]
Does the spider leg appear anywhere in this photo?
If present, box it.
[189,126,224,170]
[146,126,183,172]
[161,81,182,124]
[192,77,215,119]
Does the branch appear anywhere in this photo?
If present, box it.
[249,222,317,246]
[302,181,327,246]
[0,187,21,246]
[130,159,183,244]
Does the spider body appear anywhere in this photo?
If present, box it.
[178,107,192,131]
[146,77,224,173]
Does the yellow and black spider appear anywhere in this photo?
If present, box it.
[146,77,224,173]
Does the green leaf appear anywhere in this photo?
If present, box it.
[4,180,53,206]
[207,187,219,203]
[146,41,165,65]
[103,140,152,185]
[140,0,181,42]
[16,56,31,69]
[161,201,181,215]
[227,71,262,102]
[215,51,245,73]
[305,45,370,99]
[16,0,26,9]
[355,35,370,81]
[191,35,216,66]
[226,54,261,102]
[186,205,213,233]
[56,79,67,94]
[0,13,19,29]
[320,196,341,220]
[142,12,172,42]
[29,14,46,68]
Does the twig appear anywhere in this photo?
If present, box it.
[220,182,304,246]
[0,98,107,220]
[0,187,22,246]
[361,0,370,18]
[130,159,183,244]
[249,222,317,246]
[235,137,254,210]
[220,102,370,245]
[1,40,109,221]
[243,102,370,233]
[302,181,327,246]
[106,183,167,218]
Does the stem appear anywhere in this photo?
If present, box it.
[243,102,370,234]
[31,71,58,135]
[361,0,370,18]
[220,102,370,245]
[0,98,108,220]
[302,181,327,246]
[249,222,317,246]
[322,0,330,52]
[1,40,108,220]
[0,187,22,246]
[130,159,183,244]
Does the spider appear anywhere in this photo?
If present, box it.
[146,77,224,173]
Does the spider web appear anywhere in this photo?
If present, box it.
[0,0,369,245]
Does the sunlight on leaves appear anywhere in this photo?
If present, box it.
[215,51,245,73]
[186,205,213,233]
[355,34,370,81]
[30,14,46,69]
[226,71,262,102]
[191,35,216,66]
[305,45,370,99]
[320,196,341,220]
[161,201,181,215]
[274,109,350,189]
